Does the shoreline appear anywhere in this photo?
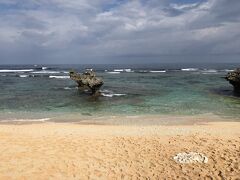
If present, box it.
[0,113,239,125]
[0,121,239,179]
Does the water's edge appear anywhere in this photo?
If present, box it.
[0,114,239,126]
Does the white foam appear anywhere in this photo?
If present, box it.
[100,89,126,97]
[114,69,124,72]
[102,93,126,97]
[181,68,198,71]
[206,69,217,72]
[107,72,120,74]
[42,67,48,70]
[201,69,218,74]
[0,69,34,73]
[19,75,28,78]
[114,93,126,96]
[113,69,134,73]
[224,69,234,72]
[139,70,148,73]
[125,69,134,72]
[49,76,70,79]
[64,87,77,90]
[0,118,50,123]
[149,70,166,73]
[31,70,60,74]
[64,87,71,90]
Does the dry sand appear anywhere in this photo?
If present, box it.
[0,121,239,179]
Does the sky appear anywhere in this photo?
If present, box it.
[0,0,239,64]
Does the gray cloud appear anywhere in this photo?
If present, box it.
[0,0,239,64]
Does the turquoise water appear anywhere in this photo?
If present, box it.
[0,63,240,121]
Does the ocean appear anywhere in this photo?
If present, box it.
[0,63,240,122]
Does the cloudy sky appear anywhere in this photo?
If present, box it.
[0,0,239,64]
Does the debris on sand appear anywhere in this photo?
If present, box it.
[173,152,208,164]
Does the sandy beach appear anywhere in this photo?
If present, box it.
[0,120,239,179]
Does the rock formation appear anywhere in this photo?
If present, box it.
[225,68,240,92]
[69,69,103,95]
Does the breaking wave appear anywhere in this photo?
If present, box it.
[113,69,134,73]
[100,90,126,97]
[64,87,72,90]
[113,69,124,72]
[107,72,121,74]
[149,70,166,73]
[138,70,148,73]
[0,118,50,123]
[125,69,133,72]
[49,76,70,79]
[63,87,78,90]
[31,70,61,74]
[201,69,218,74]
[19,75,28,78]
[181,68,198,71]
[222,69,234,72]
[0,69,34,73]
[101,93,126,97]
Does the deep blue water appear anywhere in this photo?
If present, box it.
[0,63,240,121]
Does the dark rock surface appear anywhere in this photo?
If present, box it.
[69,69,103,95]
[226,68,240,92]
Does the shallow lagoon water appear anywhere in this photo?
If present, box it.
[0,63,240,122]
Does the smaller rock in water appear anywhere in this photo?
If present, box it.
[225,68,240,92]
[173,152,208,164]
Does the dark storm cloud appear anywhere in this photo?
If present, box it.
[0,0,239,64]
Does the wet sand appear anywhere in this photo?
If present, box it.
[0,121,239,179]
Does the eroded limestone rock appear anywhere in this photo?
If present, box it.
[225,68,240,92]
[69,69,103,95]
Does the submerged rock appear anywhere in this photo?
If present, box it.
[69,69,103,95]
[173,152,208,164]
[226,68,240,92]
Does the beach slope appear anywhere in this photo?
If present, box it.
[0,122,239,179]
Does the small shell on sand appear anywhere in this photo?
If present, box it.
[173,152,208,164]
